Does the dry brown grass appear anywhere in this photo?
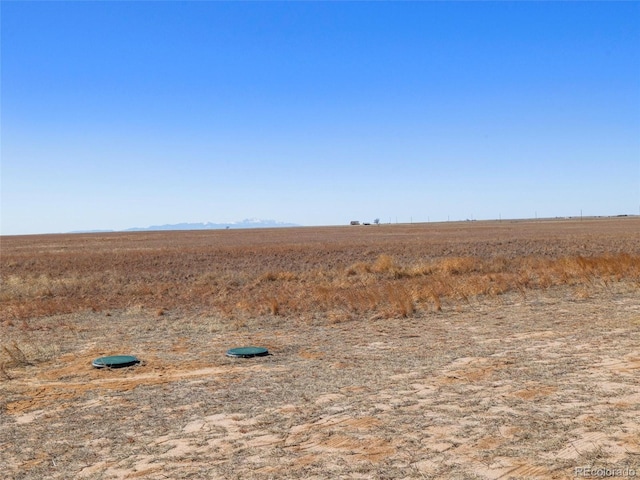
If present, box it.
[1,217,639,479]
[2,218,639,324]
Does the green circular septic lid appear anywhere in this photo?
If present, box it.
[92,355,140,369]
[226,346,269,358]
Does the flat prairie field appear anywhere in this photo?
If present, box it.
[1,217,639,479]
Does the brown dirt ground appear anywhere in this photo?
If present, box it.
[1,218,639,479]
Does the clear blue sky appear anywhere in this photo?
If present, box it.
[2,1,639,235]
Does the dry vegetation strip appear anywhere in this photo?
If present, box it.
[2,218,639,325]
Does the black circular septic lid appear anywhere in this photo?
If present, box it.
[92,355,140,369]
[226,346,269,358]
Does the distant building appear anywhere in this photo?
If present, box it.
[350,220,360,225]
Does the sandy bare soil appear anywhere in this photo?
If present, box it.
[1,218,639,479]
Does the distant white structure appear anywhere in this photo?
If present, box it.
[350,220,360,226]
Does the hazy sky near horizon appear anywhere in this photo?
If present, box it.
[2,1,639,235]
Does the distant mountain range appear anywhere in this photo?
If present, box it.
[124,218,299,232]
[69,219,299,234]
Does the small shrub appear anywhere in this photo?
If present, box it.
[268,298,279,316]
[438,257,480,275]
[372,254,396,274]
[387,285,415,317]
